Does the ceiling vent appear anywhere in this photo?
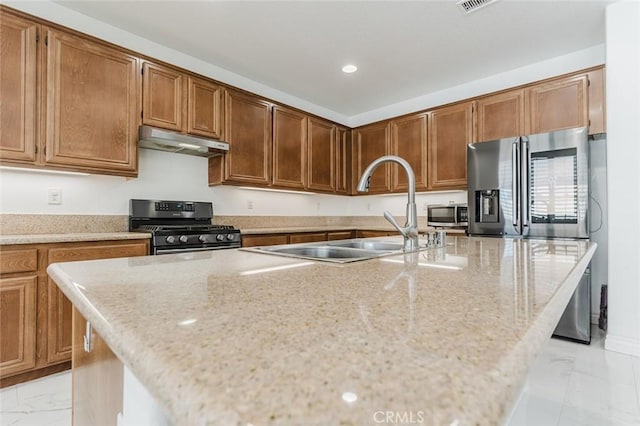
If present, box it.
[457,0,498,14]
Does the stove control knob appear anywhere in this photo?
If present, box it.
[179,235,189,243]
[166,236,176,244]
[216,234,225,241]
[198,235,208,243]
[226,234,235,241]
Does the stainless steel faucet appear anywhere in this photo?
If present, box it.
[356,155,419,251]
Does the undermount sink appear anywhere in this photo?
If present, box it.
[241,238,409,263]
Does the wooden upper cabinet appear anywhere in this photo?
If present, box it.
[187,76,224,139]
[272,106,307,189]
[221,89,272,185]
[44,28,139,175]
[335,126,350,194]
[307,117,335,192]
[142,63,225,140]
[390,113,428,192]
[476,89,525,142]
[0,11,38,164]
[526,74,589,135]
[353,122,391,194]
[0,276,37,377]
[429,102,474,189]
[142,62,185,131]
[587,67,606,134]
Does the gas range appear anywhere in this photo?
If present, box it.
[129,199,241,255]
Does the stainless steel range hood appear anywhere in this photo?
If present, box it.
[138,125,229,158]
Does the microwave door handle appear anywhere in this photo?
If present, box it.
[521,138,530,228]
[512,140,520,231]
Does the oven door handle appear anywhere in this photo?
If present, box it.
[155,246,239,255]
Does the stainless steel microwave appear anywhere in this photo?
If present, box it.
[427,204,468,227]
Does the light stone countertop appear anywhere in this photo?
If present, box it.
[46,236,595,425]
[0,232,151,245]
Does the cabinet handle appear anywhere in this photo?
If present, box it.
[83,321,93,353]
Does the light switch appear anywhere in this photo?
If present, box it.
[48,188,62,205]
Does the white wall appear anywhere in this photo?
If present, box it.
[604,1,640,357]
[0,149,464,216]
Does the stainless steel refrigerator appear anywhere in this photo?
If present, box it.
[467,127,591,343]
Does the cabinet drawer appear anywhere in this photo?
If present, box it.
[327,231,354,241]
[241,235,289,247]
[289,233,326,244]
[48,242,148,263]
[0,249,38,274]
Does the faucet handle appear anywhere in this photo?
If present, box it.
[383,211,407,237]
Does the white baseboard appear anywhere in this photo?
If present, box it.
[605,334,640,357]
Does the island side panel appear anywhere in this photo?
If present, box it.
[72,307,123,426]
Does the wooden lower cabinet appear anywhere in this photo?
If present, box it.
[0,276,37,378]
[72,307,123,426]
[0,239,149,386]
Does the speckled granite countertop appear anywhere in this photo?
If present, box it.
[0,232,151,245]
[47,236,595,425]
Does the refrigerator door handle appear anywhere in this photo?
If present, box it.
[521,137,530,228]
[512,140,520,230]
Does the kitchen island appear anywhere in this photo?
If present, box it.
[47,236,595,425]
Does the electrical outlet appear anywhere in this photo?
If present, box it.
[247,200,254,210]
[367,203,372,212]
[423,203,428,212]
[48,188,62,205]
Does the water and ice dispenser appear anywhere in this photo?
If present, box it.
[475,190,499,223]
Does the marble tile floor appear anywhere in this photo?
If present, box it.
[0,371,70,426]
[0,325,638,426]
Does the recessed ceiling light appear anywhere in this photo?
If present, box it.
[342,64,357,74]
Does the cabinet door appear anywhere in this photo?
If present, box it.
[0,11,38,163]
[476,89,525,142]
[223,90,272,185]
[307,117,335,192]
[46,242,148,365]
[273,106,307,189]
[587,68,606,134]
[353,122,391,193]
[0,276,37,378]
[44,28,139,175]
[527,74,589,134]
[429,102,474,189]
[335,127,350,194]
[390,113,428,192]
[142,62,185,132]
[72,307,123,426]
[187,76,224,139]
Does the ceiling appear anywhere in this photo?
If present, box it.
[53,0,610,118]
